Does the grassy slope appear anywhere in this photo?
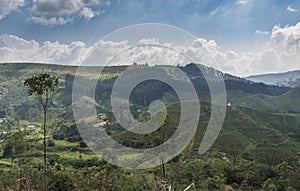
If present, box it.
[109,101,300,162]
[227,86,300,113]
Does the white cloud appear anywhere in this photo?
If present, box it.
[31,0,100,16]
[80,7,98,19]
[271,23,300,55]
[236,0,248,5]
[287,6,298,13]
[28,0,106,26]
[255,30,270,35]
[0,34,88,65]
[28,16,73,26]
[2,22,300,76]
[82,40,129,66]
[138,38,160,44]
[0,0,25,20]
[178,23,300,76]
[266,23,300,72]
[0,34,39,49]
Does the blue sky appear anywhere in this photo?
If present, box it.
[1,0,300,76]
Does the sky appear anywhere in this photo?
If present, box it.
[0,0,300,76]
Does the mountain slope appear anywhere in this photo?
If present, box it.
[1,63,300,190]
[246,70,300,87]
[181,63,290,96]
[0,63,294,118]
[226,86,300,113]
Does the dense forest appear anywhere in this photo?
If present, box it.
[0,63,300,191]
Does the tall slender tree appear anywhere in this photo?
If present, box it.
[24,73,60,191]
[160,115,170,181]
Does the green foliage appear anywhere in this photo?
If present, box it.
[79,141,87,148]
[214,133,248,164]
[2,131,26,158]
[47,139,55,147]
[1,63,300,190]
[249,147,288,167]
[273,161,300,190]
[66,136,82,143]
[236,159,266,190]
[263,178,279,191]
[2,144,13,158]
[49,172,74,191]
[24,73,60,108]
[52,132,65,140]
[24,73,60,96]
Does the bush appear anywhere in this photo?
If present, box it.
[70,147,80,152]
[64,124,80,137]
[47,139,55,147]
[49,172,74,191]
[79,141,87,148]
[67,136,82,143]
[2,144,13,158]
[53,133,65,140]
[48,154,61,166]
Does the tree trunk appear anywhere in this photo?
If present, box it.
[161,162,166,181]
[10,157,14,172]
[43,107,48,191]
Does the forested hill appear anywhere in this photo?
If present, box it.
[1,62,300,190]
[0,62,292,112]
[0,62,290,96]
[180,63,290,96]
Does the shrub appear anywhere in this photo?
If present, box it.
[67,136,82,143]
[53,133,65,140]
[79,141,87,148]
[47,139,55,147]
[49,172,74,191]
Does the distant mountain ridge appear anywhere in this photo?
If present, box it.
[181,63,290,96]
[246,70,300,87]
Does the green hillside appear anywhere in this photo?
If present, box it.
[0,63,300,190]
[227,86,300,113]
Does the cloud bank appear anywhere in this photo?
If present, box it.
[1,22,300,76]
[0,34,87,65]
